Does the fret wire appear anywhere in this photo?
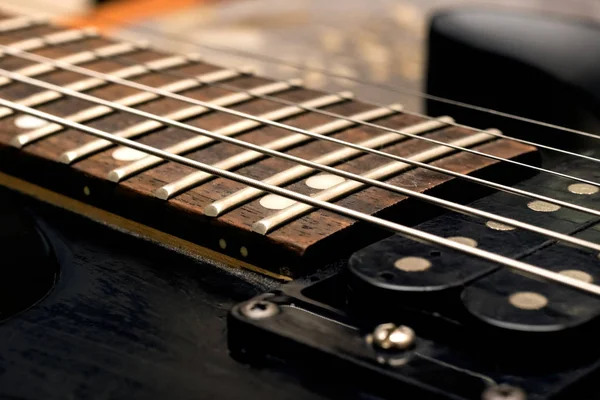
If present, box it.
[108,90,353,183]
[10,1,600,145]
[0,39,589,223]
[0,16,45,33]
[10,55,213,147]
[2,53,194,123]
[73,48,600,216]
[205,117,448,216]
[105,52,600,164]
[0,29,96,54]
[2,97,598,298]
[2,68,599,253]
[61,79,303,164]
[77,12,600,144]
[154,105,398,199]
[202,125,600,251]
[0,41,142,88]
[3,45,598,190]
[251,131,547,234]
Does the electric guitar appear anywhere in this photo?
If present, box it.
[1,6,599,400]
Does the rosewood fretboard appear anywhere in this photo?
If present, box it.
[0,13,537,278]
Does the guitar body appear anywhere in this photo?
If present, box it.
[0,187,324,400]
[226,156,600,400]
[3,159,598,400]
[1,6,600,400]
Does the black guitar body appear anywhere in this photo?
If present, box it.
[228,8,600,400]
[227,158,600,400]
[2,6,600,400]
[2,160,597,400]
[0,188,331,400]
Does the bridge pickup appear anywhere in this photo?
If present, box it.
[348,158,600,357]
[348,193,597,309]
[464,246,600,323]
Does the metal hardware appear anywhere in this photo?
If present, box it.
[482,384,527,400]
[368,323,415,351]
[240,300,279,320]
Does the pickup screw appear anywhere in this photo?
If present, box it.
[369,323,415,351]
[482,384,526,400]
[240,300,279,320]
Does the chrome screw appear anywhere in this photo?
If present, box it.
[240,300,279,320]
[369,323,416,351]
[482,384,527,400]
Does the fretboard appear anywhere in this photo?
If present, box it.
[0,13,537,278]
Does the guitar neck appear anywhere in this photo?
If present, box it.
[0,13,537,278]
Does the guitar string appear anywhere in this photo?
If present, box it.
[0,38,599,234]
[2,44,599,194]
[1,96,599,298]
[9,35,594,167]
[2,67,600,255]
[81,49,600,164]
[0,16,598,294]
[51,41,600,167]
[38,46,600,218]
[9,4,600,144]
[1,13,600,310]
[0,18,596,247]
[0,40,595,219]
[1,14,600,384]
[108,15,600,142]
[2,31,595,247]
[138,30,600,140]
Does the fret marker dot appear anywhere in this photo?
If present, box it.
[486,221,515,231]
[218,239,227,250]
[394,256,431,272]
[240,246,248,257]
[568,183,599,195]
[15,115,47,129]
[559,269,593,283]
[447,236,478,247]
[509,292,548,310]
[112,147,147,161]
[305,174,345,190]
[259,194,296,210]
[83,186,91,196]
[527,200,560,213]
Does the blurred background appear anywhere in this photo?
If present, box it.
[2,0,600,111]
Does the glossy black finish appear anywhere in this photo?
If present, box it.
[426,7,600,149]
[229,291,488,400]
[347,157,600,354]
[227,9,600,399]
[0,187,335,400]
[0,195,57,321]
[229,152,600,399]
[230,263,600,400]
[463,229,600,333]
[4,7,600,400]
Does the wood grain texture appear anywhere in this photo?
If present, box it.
[0,17,538,276]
